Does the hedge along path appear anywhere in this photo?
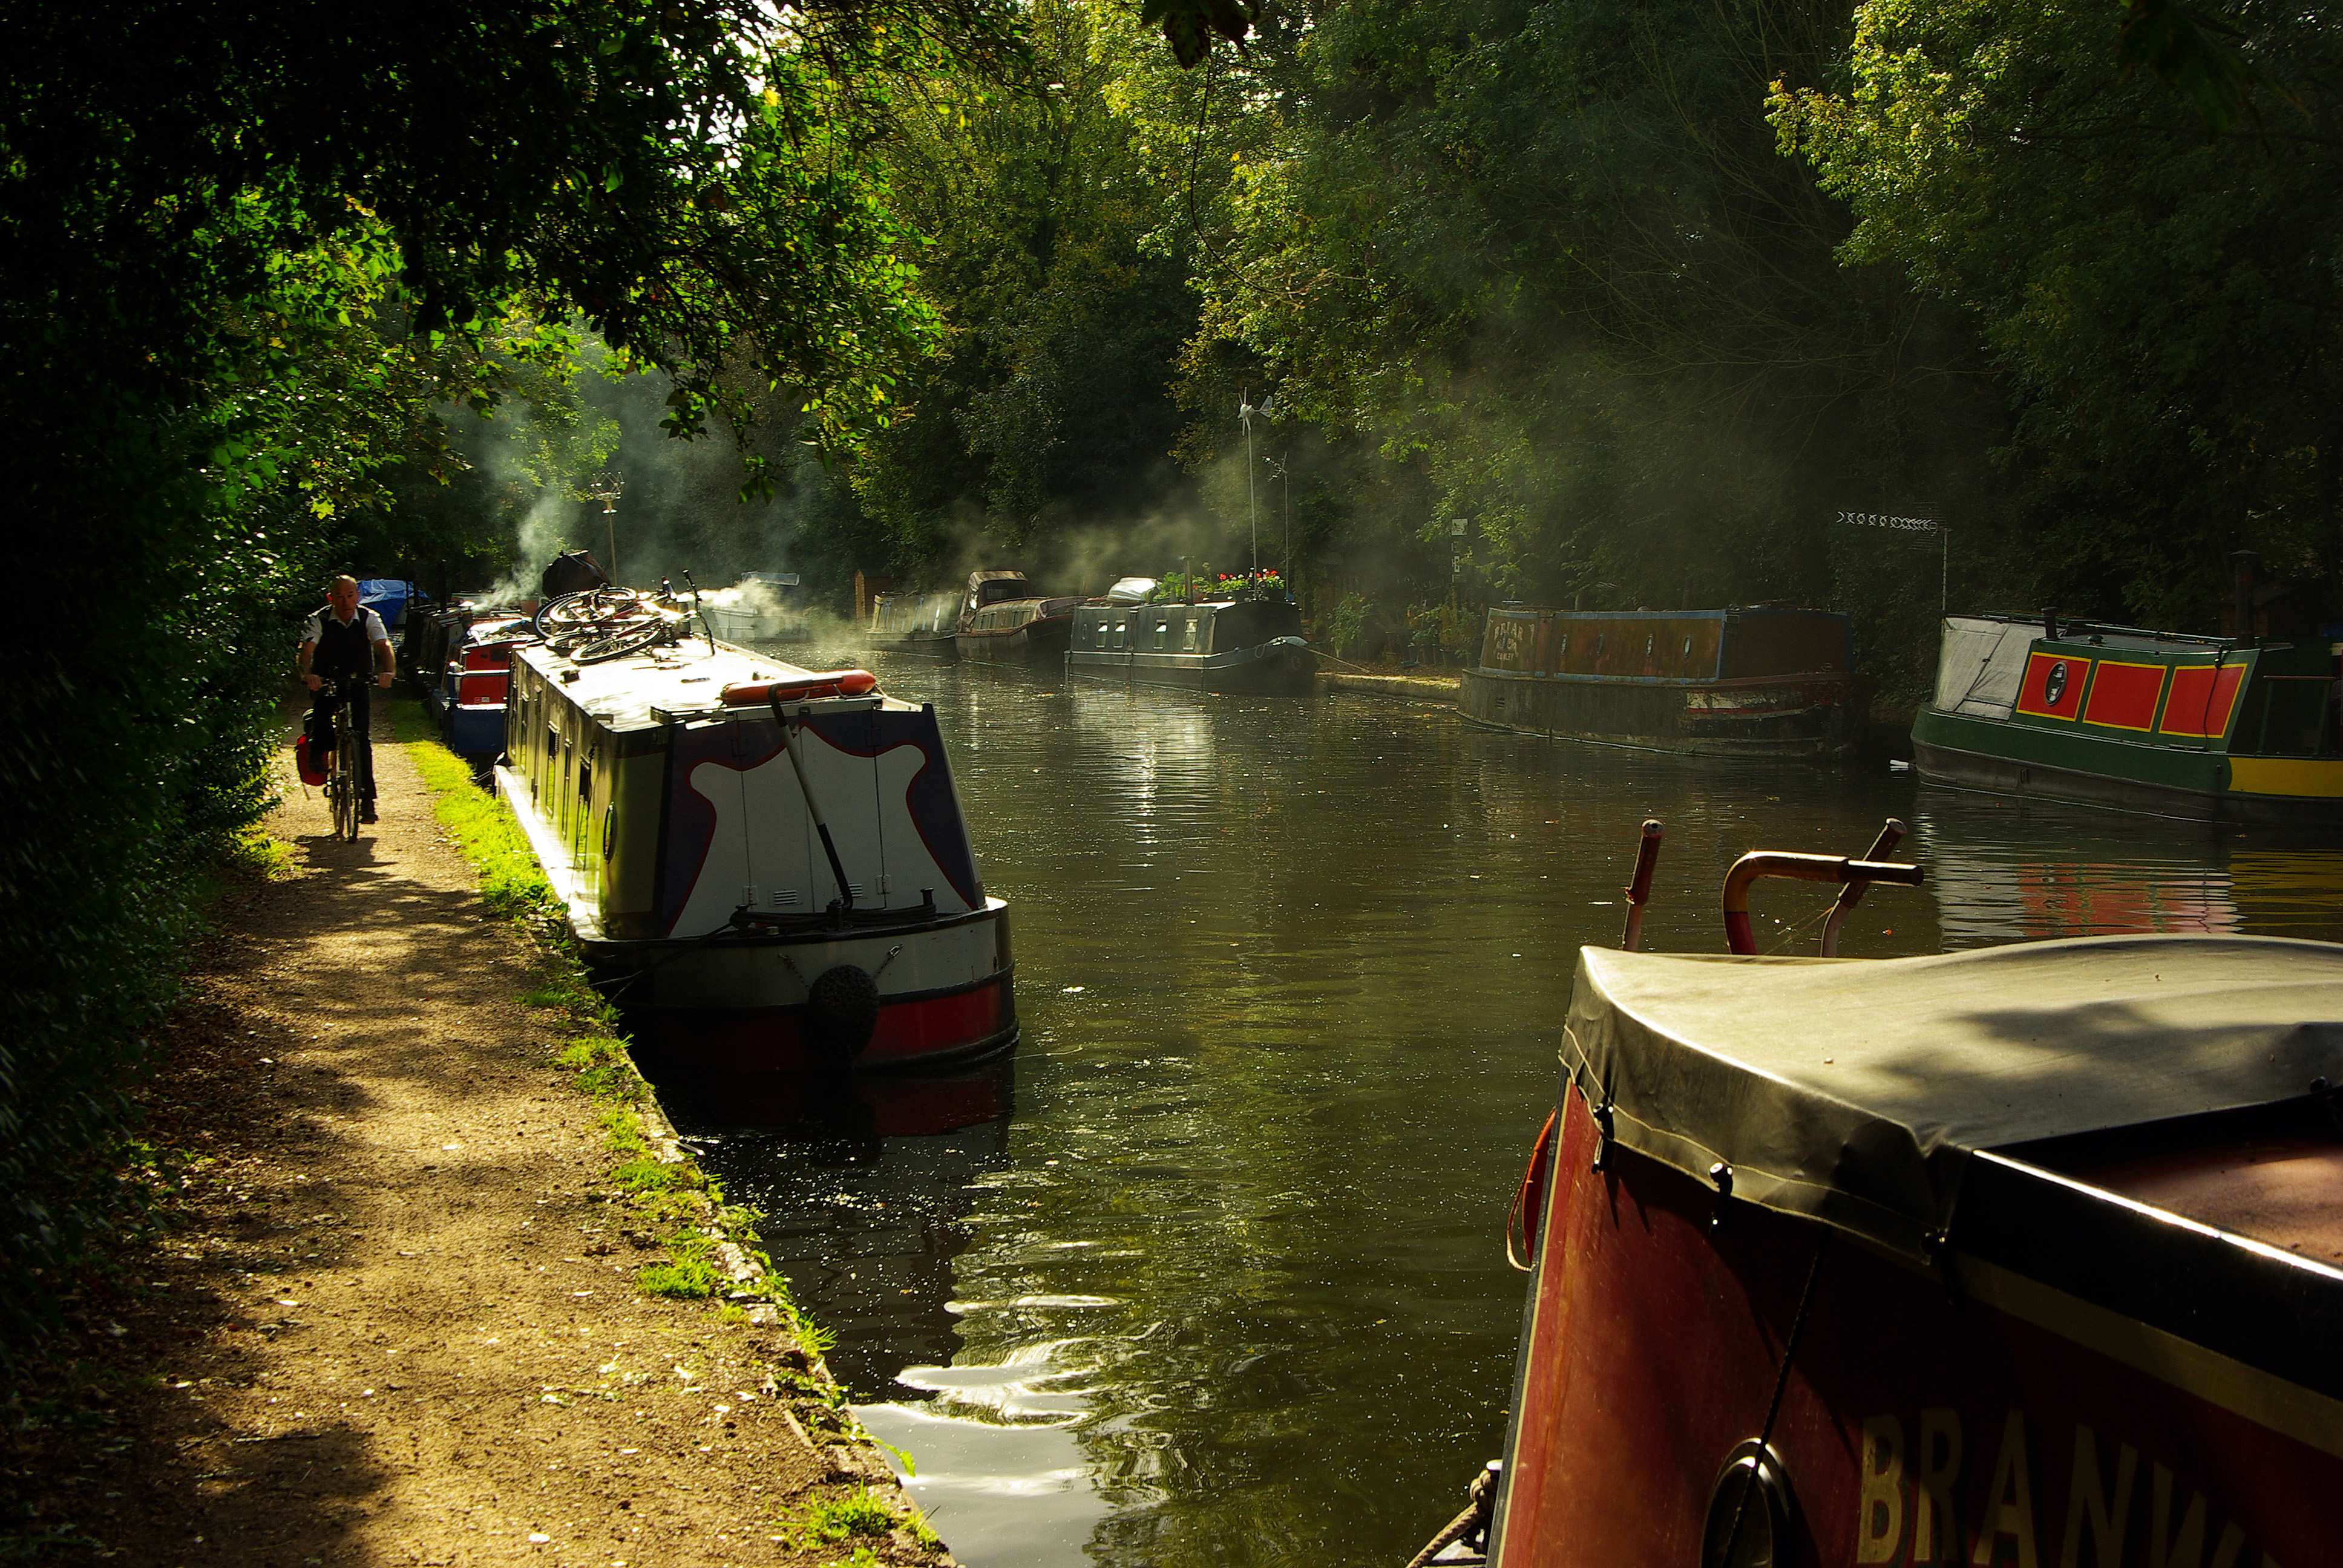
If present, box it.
[4,699,951,1567]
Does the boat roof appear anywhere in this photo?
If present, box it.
[1945,611,2236,654]
[513,638,909,733]
[1562,935,2343,1260]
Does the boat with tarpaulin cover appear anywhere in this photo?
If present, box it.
[1460,606,1867,759]
[954,570,1080,663]
[1420,920,2343,1566]
[496,633,1015,1073]
[1914,612,2342,825]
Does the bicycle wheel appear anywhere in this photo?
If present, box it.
[570,613,678,664]
[335,720,361,840]
[535,586,649,640]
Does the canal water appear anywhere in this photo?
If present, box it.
[655,650,2343,1568]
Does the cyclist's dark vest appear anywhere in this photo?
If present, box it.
[313,606,374,678]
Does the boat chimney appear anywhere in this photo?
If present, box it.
[2041,606,2060,642]
[2232,550,2259,647]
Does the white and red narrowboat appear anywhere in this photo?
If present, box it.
[1417,839,2343,1566]
[496,631,1015,1073]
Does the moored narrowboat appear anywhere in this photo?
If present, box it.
[954,570,1080,663]
[1460,607,1867,759]
[1913,613,2342,825]
[1452,932,2343,1567]
[870,589,963,658]
[407,599,534,764]
[497,636,1015,1072]
[1065,598,1315,694]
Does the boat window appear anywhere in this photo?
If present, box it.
[1113,622,1126,648]
[1645,634,1655,657]
[1682,636,1693,656]
[1156,621,1169,649]
[1185,620,1200,652]
[1596,635,1606,656]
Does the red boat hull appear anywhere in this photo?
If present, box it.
[1492,1082,2339,1566]
[628,972,1016,1074]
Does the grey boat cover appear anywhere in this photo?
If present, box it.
[1560,935,2343,1261]
[1932,615,2033,718]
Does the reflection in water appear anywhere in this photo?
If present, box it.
[651,648,2342,1568]
[662,1056,1015,1399]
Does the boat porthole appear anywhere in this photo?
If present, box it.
[1700,1442,1795,1568]
[1596,635,1606,656]
[2044,660,2069,707]
[1683,636,1693,656]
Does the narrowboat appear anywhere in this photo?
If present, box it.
[1065,598,1315,694]
[1913,613,2342,825]
[1412,834,2343,1568]
[406,598,534,765]
[954,570,1080,664]
[496,635,1016,1072]
[1460,607,1867,759]
[869,589,963,658]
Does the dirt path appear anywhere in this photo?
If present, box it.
[8,710,940,1567]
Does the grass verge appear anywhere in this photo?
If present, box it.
[382,698,829,1357]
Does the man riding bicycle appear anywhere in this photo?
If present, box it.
[299,575,395,823]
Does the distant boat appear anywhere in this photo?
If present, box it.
[868,588,962,658]
[1066,595,1315,694]
[1460,606,1867,759]
[954,570,1080,663]
[1912,612,2342,824]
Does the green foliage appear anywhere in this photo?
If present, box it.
[791,1488,908,1546]
[1771,0,2343,623]
[391,704,566,922]
[637,1258,724,1299]
[0,0,1026,1361]
[1326,593,1372,658]
[817,0,1205,583]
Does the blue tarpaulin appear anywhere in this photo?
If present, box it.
[359,580,422,629]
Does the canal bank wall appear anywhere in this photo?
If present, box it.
[1,702,951,1567]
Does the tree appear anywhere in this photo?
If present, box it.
[1772,0,2343,626]
[0,0,1021,1351]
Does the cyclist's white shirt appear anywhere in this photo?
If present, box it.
[302,607,390,645]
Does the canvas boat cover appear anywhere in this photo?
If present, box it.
[1932,615,2033,717]
[1560,935,2343,1260]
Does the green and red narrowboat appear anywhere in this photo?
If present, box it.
[1913,613,2342,825]
[1460,607,1868,760]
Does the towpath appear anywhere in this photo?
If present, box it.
[6,710,940,1567]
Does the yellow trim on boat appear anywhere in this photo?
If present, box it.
[1955,1255,2343,1459]
[2228,756,2343,797]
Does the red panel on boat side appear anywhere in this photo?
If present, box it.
[2015,651,2091,720]
[2160,663,2247,739]
[2080,659,2166,731]
[1493,1083,2342,1567]
[631,976,1012,1073]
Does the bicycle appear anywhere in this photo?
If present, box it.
[321,673,367,842]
